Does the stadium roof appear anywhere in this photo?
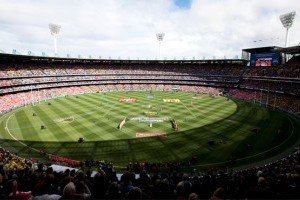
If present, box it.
[0,53,247,66]
[242,46,280,53]
[273,45,300,54]
[243,45,300,55]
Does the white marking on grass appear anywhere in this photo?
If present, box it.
[5,113,40,153]
[55,116,75,123]
[180,101,196,118]
[102,102,117,118]
[7,102,107,131]
[4,112,73,159]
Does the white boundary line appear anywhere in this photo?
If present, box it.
[1,92,298,169]
[4,99,116,145]
[180,101,197,118]
[5,112,40,153]
[7,101,111,131]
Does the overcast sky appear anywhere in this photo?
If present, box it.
[0,0,299,59]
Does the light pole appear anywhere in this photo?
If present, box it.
[279,11,296,47]
[49,23,62,56]
[156,33,165,60]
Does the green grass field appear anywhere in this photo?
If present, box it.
[0,91,300,169]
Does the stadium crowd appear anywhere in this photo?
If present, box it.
[1,58,299,116]
[239,79,300,95]
[0,56,300,199]
[243,56,300,78]
[0,85,221,115]
[0,63,241,94]
[0,63,244,77]
[1,83,298,118]
[228,89,300,116]
[0,145,300,199]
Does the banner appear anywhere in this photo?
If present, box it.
[136,133,167,138]
[163,99,181,103]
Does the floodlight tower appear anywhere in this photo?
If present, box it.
[49,23,61,56]
[279,11,296,47]
[156,33,165,60]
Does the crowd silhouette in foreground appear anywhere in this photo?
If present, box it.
[0,146,300,199]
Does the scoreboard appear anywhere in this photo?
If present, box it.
[250,52,280,67]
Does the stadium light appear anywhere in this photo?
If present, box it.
[49,23,62,56]
[279,11,296,47]
[156,33,165,60]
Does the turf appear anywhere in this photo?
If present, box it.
[0,91,299,169]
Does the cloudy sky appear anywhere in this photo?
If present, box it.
[0,0,299,59]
